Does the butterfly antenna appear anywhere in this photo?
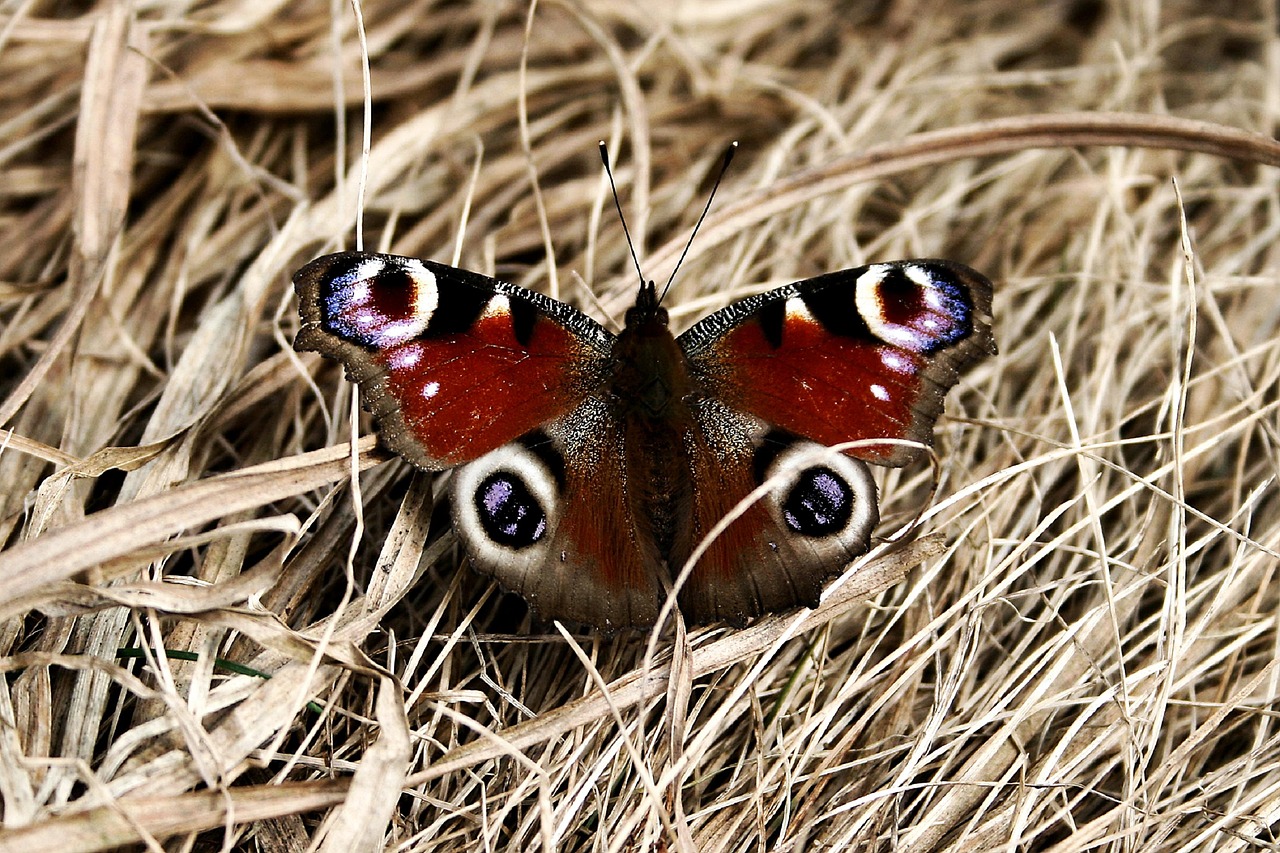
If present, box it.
[660,140,737,304]
[599,142,647,288]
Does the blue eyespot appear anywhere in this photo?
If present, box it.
[782,467,853,536]
[476,472,547,548]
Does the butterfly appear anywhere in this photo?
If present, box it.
[294,249,994,628]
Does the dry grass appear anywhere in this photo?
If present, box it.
[1,0,1278,850]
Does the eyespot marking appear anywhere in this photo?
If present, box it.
[759,439,878,562]
[451,440,563,578]
[781,466,853,536]
[475,472,547,548]
[322,257,438,348]
[855,263,972,353]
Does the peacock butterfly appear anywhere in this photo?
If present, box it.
[293,179,995,629]
[294,250,994,628]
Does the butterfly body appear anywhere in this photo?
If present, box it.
[295,251,994,628]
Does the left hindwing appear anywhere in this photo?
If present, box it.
[678,260,995,467]
[448,407,668,629]
[294,251,613,470]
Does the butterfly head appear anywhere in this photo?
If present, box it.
[624,279,669,331]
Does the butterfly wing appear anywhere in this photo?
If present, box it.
[669,410,880,624]
[296,251,664,626]
[294,252,613,470]
[680,260,995,466]
[673,260,995,623]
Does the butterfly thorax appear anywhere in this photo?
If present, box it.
[614,284,691,416]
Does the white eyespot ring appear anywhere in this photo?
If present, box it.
[761,439,878,562]
[379,258,438,345]
[450,442,561,571]
[855,263,937,351]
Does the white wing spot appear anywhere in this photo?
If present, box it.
[388,347,421,369]
[352,258,386,284]
[870,383,890,401]
[881,350,909,373]
[403,258,439,324]
[484,294,512,319]
[904,264,934,288]
[422,380,440,399]
[785,296,817,324]
[855,265,890,336]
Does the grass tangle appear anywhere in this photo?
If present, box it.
[0,1,1278,850]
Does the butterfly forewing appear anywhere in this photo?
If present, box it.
[294,252,613,470]
[679,260,995,467]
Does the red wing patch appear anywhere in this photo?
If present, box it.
[375,306,594,467]
[710,319,927,463]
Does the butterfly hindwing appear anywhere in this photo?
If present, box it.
[449,407,666,629]
[294,252,612,470]
[673,409,881,625]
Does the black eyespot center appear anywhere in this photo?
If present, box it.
[782,466,854,536]
[475,471,547,548]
